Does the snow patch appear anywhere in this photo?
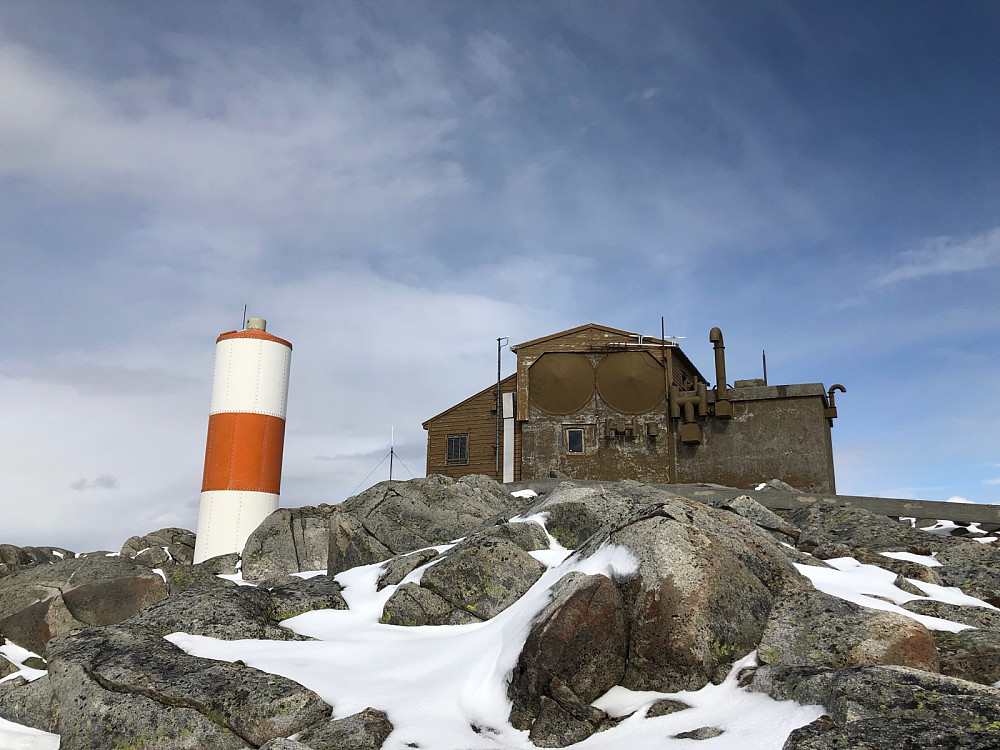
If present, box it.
[880,551,941,567]
[795,557,996,632]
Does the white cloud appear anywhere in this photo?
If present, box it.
[877,227,1000,285]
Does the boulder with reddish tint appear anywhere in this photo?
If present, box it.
[0,556,167,656]
[508,572,626,745]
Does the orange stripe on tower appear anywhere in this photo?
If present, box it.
[202,412,286,494]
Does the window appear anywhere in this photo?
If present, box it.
[446,434,468,464]
[566,427,585,454]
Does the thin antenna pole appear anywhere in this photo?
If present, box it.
[389,426,394,481]
[242,304,247,330]
[762,349,768,385]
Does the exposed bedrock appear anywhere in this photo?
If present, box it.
[326,474,519,576]
[243,505,339,581]
[0,556,167,656]
[47,625,331,749]
[120,527,197,567]
[757,584,940,672]
[751,664,1000,741]
[380,530,547,626]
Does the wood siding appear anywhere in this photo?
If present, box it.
[424,374,520,482]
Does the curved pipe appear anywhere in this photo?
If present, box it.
[709,327,732,417]
[827,383,846,409]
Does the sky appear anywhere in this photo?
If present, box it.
[1,1,999,552]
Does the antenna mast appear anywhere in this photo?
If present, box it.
[389,426,394,481]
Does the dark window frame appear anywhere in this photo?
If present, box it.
[446,434,469,464]
[565,426,586,455]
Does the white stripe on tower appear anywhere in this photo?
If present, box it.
[193,318,292,564]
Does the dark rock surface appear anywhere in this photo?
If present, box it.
[932,628,1000,685]
[376,548,441,590]
[0,674,56,732]
[243,505,338,581]
[528,694,604,747]
[901,598,1000,629]
[751,664,1000,728]
[0,653,16,679]
[757,585,940,671]
[268,575,348,621]
[673,726,724,740]
[646,698,691,717]
[0,545,74,580]
[787,500,947,555]
[380,582,479,626]
[159,554,240,594]
[48,625,331,748]
[0,556,168,655]
[125,583,308,641]
[518,483,639,548]
[296,706,394,750]
[259,740,316,750]
[708,493,800,541]
[509,572,626,746]
[582,495,794,693]
[327,475,518,575]
[784,716,1000,750]
[120,527,196,566]
[420,537,545,620]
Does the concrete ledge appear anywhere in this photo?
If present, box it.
[723,383,828,402]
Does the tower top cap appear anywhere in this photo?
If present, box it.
[246,318,267,331]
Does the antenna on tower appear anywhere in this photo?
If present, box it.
[241,304,247,330]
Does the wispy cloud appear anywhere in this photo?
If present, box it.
[877,227,1000,285]
[70,474,119,491]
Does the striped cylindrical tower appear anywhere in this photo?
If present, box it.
[193,317,292,564]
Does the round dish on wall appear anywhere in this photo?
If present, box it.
[596,351,665,414]
[528,353,595,415]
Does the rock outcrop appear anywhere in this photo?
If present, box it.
[757,585,940,672]
[120,527,196,567]
[0,555,168,655]
[508,572,626,745]
[47,625,331,748]
[326,475,518,576]
[243,506,339,581]
[3,476,1000,749]
[0,545,74,580]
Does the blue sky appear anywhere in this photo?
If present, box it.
[1,1,998,551]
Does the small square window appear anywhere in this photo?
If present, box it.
[447,434,468,464]
[566,428,584,454]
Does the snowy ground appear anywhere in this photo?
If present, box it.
[2,515,998,750]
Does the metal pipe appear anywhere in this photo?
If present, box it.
[709,327,732,418]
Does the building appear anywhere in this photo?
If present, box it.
[422,323,842,493]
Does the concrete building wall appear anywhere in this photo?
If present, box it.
[518,351,674,482]
[674,384,835,493]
